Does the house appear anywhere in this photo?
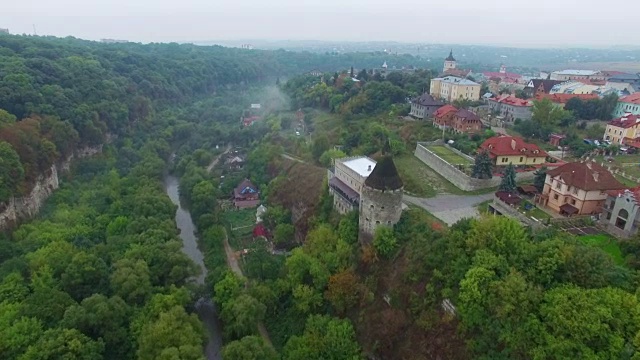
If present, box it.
[432,105,458,129]
[487,94,533,123]
[482,65,523,84]
[452,109,482,134]
[605,73,640,94]
[409,93,445,119]
[604,114,640,145]
[225,155,245,170]
[309,69,323,77]
[613,93,640,117]
[538,162,625,216]
[242,115,260,127]
[430,76,481,102]
[327,156,376,214]
[601,186,640,238]
[523,79,563,98]
[252,223,269,239]
[479,135,548,166]
[549,70,605,82]
[233,179,260,209]
[549,133,566,147]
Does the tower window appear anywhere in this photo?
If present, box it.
[376,221,380,224]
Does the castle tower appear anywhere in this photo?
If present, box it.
[359,155,404,240]
[443,49,457,73]
[500,64,507,74]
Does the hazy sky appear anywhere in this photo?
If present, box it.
[3,0,639,47]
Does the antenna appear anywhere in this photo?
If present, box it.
[32,24,37,36]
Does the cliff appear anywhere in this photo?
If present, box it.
[0,145,103,229]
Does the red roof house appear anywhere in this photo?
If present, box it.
[479,135,548,166]
[433,105,458,128]
[252,223,270,239]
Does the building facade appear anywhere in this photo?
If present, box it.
[479,135,547,166]
[523,79,563,98]
[443,50,456,73]
[549,70,604,82]
[452,109,482,134]
[234,179,260,209]
[358,156,403,239]
[538,162,624,216]
[601,187,640,238]
[430,76,481,102]
[327,156,376,214]
[613,93,640,117]
[432,105,458,129]
[409,93,444,119]
[604,114,640,145]
[487,95,533,122]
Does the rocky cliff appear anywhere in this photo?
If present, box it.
[0,145,103,229]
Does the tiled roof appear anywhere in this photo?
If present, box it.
[608,114,640,129]
[546,162,625,191]
[234,178,258,197]
[454,108,480,121]
[607,186,640,201]
[413,93,444,107]
[552,70,600,76]
[483,71,522,79]
[479,135,547,158]
[489,94,532,107]
[442,68,472,78]
[620,93,640,105]
[528,79,564,93]
[364,156,403,191]
[536,93,599,104]
[433,105,458,118]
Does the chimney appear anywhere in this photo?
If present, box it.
[511,138,516,150]
[367,165,372,171]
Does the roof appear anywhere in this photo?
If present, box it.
[489,94,532,107]
[433,105,458,118]
[454,108,481,121]
[445,50,456,62]
[413,93,444,107]
[443,68,472,78]
[329,177,359,202]
[536,93,599,104]
[253,224,269,238]
[546,162,625,191]
[364,156,403,191]
[608,73,640,82]
[549,133,566,139]
[479,135,548,158]
[234,179,258,196]
[495,191,522,205]
[483,71,522,80]
[606,186,640,203]
[559,203,579,215]
[620,93,640,105]
[528,79,563,93]
[607,114,640,129]
[433,76,479,86]
[341,157,376,177]
[518,185,539,194]
[552,70,600,76]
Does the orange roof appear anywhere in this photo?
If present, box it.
[433,105,457,118]
[479,135,548,158]
[620,93,640,105]
[490,94,532,107]
[536,93,599,104]
[547,162,625,192]
[607,185,640,199]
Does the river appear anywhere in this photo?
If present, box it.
[164,174,224,360]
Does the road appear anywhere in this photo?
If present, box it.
[207,145,232,173]
[403,193,494,225]
[281,153,305,163]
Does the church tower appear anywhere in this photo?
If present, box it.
[359,155,404,240]
[443,49,457,73]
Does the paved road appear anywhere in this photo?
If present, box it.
[403,193,494,225]
[281,153,305,163]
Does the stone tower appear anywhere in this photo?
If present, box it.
[443,49,457,73]
[359,155,404,240]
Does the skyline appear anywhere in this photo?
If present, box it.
[3,0,640,48]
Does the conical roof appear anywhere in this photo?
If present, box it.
[364,156,403,191]
[445,49,456,61]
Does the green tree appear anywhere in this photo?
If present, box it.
[472,150,493,179]
[292,284,323,314]
[373,226,398,258]
[319,149,347,167]
[312,135,331,162]
[0,141,25,202]
[499,164,517,193]
[283,315,361,360]
[19,328,104,360]
[532,98,567,127]
[337,212,359,244]
[213,271,245,307]
[60,252,109,301]
[0,109,17,127]
[533,166,548,193]
[325,270,359,313]
[274,223,295,244]
[222,336,278,360]
[220,294,266,338]
[137,306,205,360]
[110,259,152,305]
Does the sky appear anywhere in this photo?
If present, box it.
[3,0,639,47]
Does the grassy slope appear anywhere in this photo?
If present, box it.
[579,234,625,265]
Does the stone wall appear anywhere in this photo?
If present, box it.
[414,142,536,192]
[0,145,102,229]
[491,197,546,230]
[359,187,403,239]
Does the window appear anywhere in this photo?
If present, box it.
[519,157,524,162]
[616,209,629,229]
[564,197,568,203]
[502,157,508,163]
[556,181,561,190]
[375,221,380,225]
[571,199,576,205]
[554,194,559,200]
[573,187,578,195]
[533,158,536,163]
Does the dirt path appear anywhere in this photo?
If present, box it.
[207,145,232,173]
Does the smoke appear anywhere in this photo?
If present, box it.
[256,85,292,114]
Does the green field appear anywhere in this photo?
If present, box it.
[221,208,256,250]
[426,145,472,165]
[579,234,625,266]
